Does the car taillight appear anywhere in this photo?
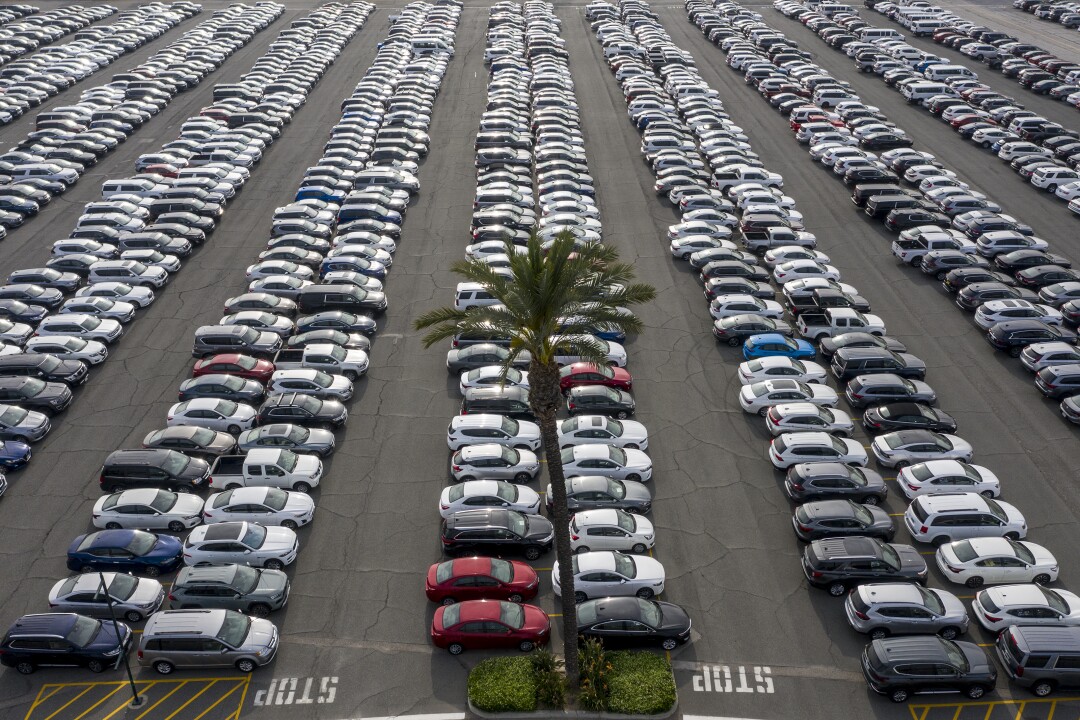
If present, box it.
[810,571,823,579]
[571,534,579,541]
[797,523,812,532]
[451,465,461,472]
[567,403,575,410]
[945,564,963,574]
[984,613,1002,623]
[168,594,176,601]
[440,504,450,510]
[99,473,105,485]
[790,482,804,491]
[206,477,213,486]
[137,650,143,659]
[906,483,920,492]
[853,610,869,621]
[1015,665,1025,677]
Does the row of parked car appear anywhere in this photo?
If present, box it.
[688,0,1080,702]
[1015,0,1080,29]
[0,1,380,681]
[0,4,113,68]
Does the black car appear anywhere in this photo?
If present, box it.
[942,268,1016,293]
[0,353,88,386]
[803,536,928,597]
[441,508,553,560]
[862,402,957,434]
[843,167,899,185]
[702,277,775,301]
[0,299,47,324]
[831,348,926,382]
[955,282,1038,311]
[7,268,82,292]
[792,499,895,542]
[256,392,347,428]
[0,284,64,309]
[141,426,236,458]
[0,613,133,676]
[565,385,636,419]
[986,319,1078,356]
[862,637,997,704]
[712,314,793,346]
[884,209,951,231]
[1016,265,1080,289]
[784,462,888,505]
[577,597,692,650]
[98,449,211,494]
[295,311,377,336]
[995,250,1072,274]
[819,333,907,360]
[548,476,653,514]
[177,374,265,403]
[0,377,71,415]
[698,259,770,283]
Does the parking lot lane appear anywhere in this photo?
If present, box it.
[909,696,1080,720]
[22,677,248,720]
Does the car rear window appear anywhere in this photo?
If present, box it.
[911,499,931,524]
[951,540,977,562]
[773,436,787,455]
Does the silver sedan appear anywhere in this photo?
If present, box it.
[47,572,166,623]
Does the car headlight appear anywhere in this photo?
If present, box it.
[103,646,122,657]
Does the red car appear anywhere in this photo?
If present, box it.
[192,354,275,383]
[559,363,632,393]
[431,600,550,655]
[425,557,539,605]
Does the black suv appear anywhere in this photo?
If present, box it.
[257,392,348,428]
[0,353,88,386]
[862,402,958,434]
[441,508,554,561]
[99,449,210,493]
[802,536,928,597]
[565,385,636,419]
[862,636,997,703]
[1,613,133,675]
[831,348,927,382]
[986,319,1077,357]
[0,377,72,414]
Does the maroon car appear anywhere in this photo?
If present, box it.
[192,353,275,383]
[425,557,539,605]
[431,600,549,655]
[559,362,633,393]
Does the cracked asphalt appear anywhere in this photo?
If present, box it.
[1,0,1079,719]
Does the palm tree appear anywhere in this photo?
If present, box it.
[415,230,656,686]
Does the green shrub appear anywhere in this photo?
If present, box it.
[468,656,537,713]
[530,650,566,709]
[604,651,677,715]
[578,638,611,711]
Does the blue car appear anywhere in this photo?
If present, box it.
[1,613,132,675]
[320,256,387,280]
[743,333,816,360]
[0,440,30,470]
[296,185,347,204]
[66,529,183,577]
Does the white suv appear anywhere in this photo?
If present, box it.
[904,492,1027,546]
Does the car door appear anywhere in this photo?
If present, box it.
[197,637,233,667]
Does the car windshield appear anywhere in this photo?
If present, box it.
[186,427,214,445]
[490,558,515,584]
[243,523,267,548]
[608,447,627,465]
[639,598,661,627]
[616,510,635,532]
[233,565,260,594]
[66,615,101,648]
[223,376,246,391]
[499,601,525,629]
[0,406,28,425]
[277,451,298,472]
[127,532,157,556]
[286,426,310,443]
[852,503,874,525]
[107,573,139,601]
[263,488,288,511]
[879,543,901,571]
[500,447,520,465]
[495,482,518,502]
[40,355,62,372]
[234,356,258,370]
[500,417,519,435]
[614,553,636,579]
[162,452,190,476]
[214,400,239,416]
[984,498,1008,523]
[216,611,251,647]
[942,640,970,672]
[507,512,527,537]
[149,490,177,513]
[19,378,47,397]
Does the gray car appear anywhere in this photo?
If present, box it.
[236,423,335,457]
[138,609,278,674]
[792,499,895,542]
[169,564,290,617]
[0,403,50,442]
[846,583,970,640]
[47,572,165,623]
[446,343,530,374]
[844,374,937,409]
[142,427,236,458]
[784,463,889,505]
[546,476,653,515]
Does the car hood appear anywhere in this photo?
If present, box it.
[958,642,997,679]
[893,544,929,575]
[173,494,207,516]
[623,449,651,468]
[260,526,298,552]
[294,454,322,476]
[243,617,277,649]
[657,601,692,632]
[255,568,290,595]
[87,619,130,651]
[524,515,554,541]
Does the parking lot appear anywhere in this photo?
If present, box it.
[1,0,1079,719]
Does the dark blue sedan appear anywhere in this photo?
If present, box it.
[0,440,31,470]
[66,530,183,577]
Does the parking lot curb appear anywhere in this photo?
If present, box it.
[467,695,678,719]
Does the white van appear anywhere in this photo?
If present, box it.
[859,27,905,42]
[923,64,977,81]
[900,81,953,104]
[412,37,454,56]
[454,282,501,310]
[910,19,947,36]
[819,3,856,16]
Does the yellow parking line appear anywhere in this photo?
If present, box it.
[192,681,245,720]
[163,679,218,720]
[888,512,904,516]
[983,704,993,720]
[100,682,159,720]
[950,706,962,720]
[1013,702,1026,720]
[72,685,125,720]
[41,686,95,720]
[133,681,189,720]
[548,613,563,618]
[28,686,65,715]
[534,567,552,571]
[1047,699,1057,720]
[977,643,994,647]
[920,551,936,555]
[229,678,253,720]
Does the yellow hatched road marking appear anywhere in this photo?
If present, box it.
[162,679,219,720]
[28,686,65,715]
[41,686,95,720]
[100,682,159,720]
[72,685,124,720]
[133,681,189,720]
[229,677,253,720]
[908,696,1080,720]
[191,681,245,720]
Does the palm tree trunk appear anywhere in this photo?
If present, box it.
[529,359,580,689]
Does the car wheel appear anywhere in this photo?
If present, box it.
[965,685,986,700]
[124,609,144,622]
[1048,184,1058,193]
[108,484,126,493]
[15,662,34,675]
[575,545,590,554]
[661,638,679,651]
[870,628,889,640]
[441,597,457,606]
[144,566,161,577]
[281,520,298,530]
[894,461,909,469]
[448,643,464,655]
[728,337,742,347]
[88,660,105,673]
[758,407,769,417]
[167,521,185,532]
[344,370,358,381]
[228,425,241,434]
[631,543,648,554]
[524,546,542,561]
[636,588,654,599]
[1033,680,1055,696]
[616,411,629,419]
[13,435,29,444]
[292,482,311,493]
[575,591,587,604]
[982,141,992,149]
[828,582,847,597]
[965,576,985,588]
[514,444,531,450]
[981,490,995,498]
[264,559,285,571]
[519,640,535,652]
[940,626,960,641]
[225,483,243,490]
[1004,532,1020,541]
[459,475,475,482]
[932,536,951,547]
[861,495,881,506]
[936,271,947,280]
[1034,574,1052,585]
[175,485,191,494]
[236,659,257,673]
[507,593,523,603]
[1009,346,1023,358]
[890,689,910,703]
[624,443,639,449]
[105,521,122,530]
[626,473,641,482]
[909,257,921,267]
[154,660,175,675]
[514,472,532,482]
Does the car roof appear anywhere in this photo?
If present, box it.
[175,564,242,585]
[191,522,245,542]
[916,492,990,512]
[814,536,881,559]
[452,414,508,430]
[859,583,926,606]
[446,508,511,528]
[874,636,951,664]
[446,556,495,577]
[576,508,620,525]
[143,609,226,636]
[982,584,1050,607]
[459,444,504,460]
[5,613,80,638]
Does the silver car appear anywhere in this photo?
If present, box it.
[0,403,50,442]
[764,403,854,437]
[138,609,278,674]
[450,443,540,482]
[844,582,970,640]
[268,369,353,401]
[47,572,165,622]
[183,522,298,570]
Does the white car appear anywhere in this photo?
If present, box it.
[764,403,854,436]
[667,220,734,240]
[450,443,541,482]
[904,165,957,184]
[560,444,652,482]
[120,250,182,273]
[35,314,123,343]
[464,240,527,261]
[569,509,655,554]
[183,521,298,570]
[24,336,108,365]
[1054,181,1080,202]
[268,369,353,401]
[543,200,600,219]
[220,311,295,337]
[245,260,315,281]
[203,487,315,529]
[870,431,974,469]
[60,297,136,322]
[936,537,1059,588]
[446,415,541,451]
[769,432,868,469]
[918,176,970,193]
[972,585,1080,632]
[92,489,205,531]
[739,379,839,415]
[458,366,530,395]
[737,357,827,385]
[974,300,1063,329]
[670,236,732,260]
[167,398,258,434]
[249,275,313,298]
[1020,342,1080,372]
[438,480,542,518]
[762,247,830,268]
[552,551,666,602]
[709,294,785,320]
[75,282,155,308]
[557,415,649,450]
[905,493,1027,545]
[552,335,627,367]
[897,461,1001,499]
[772,260,842,285]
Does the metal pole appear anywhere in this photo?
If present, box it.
[98,572,143,707]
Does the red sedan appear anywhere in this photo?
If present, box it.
[425,557,539,605]
[559,363,632,393]
[431,600,550,655]
[192,354,275,383]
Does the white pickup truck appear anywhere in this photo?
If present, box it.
[272,343,369,380]
[207,449,323,493]
[796,308,887,341]
[891,229,976,266]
